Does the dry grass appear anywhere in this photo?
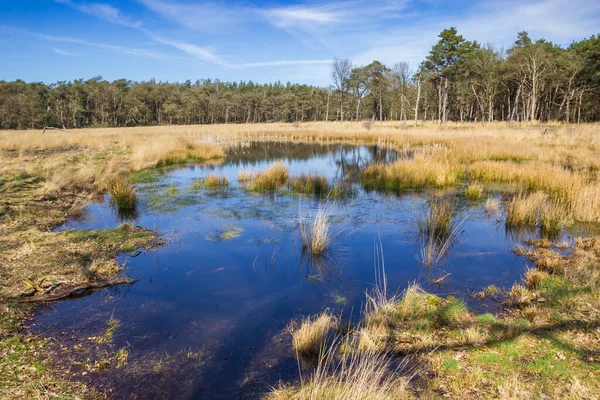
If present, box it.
[107,177,137,211]
[289,173,330,197]
[362,154,459,191]
[190,174,229,189]
[300,205,333,255]
[245,161,289,191]
[506,191,547,227]
[485,196,501,215]
[465,183,484,201]
[291,313,335,366]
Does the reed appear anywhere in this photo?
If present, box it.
[465,183,484,201]
[291,313,335,366]
[191,174,229,189]
[246,161,289,191]
[300,206,333,255]
[270,334,411,400]
[485,196,501,215]
[289,173,330,197]
[107,177,137,211]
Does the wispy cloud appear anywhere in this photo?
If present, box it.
[264,7,339,27]
[234,59,333,68]
[140,28,227,65]
[136,0,243,32]
[0,25,163,58]
[53,48,80,56]
[52,0,334,69]
[54,0,142,28]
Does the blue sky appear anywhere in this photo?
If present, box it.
[1,0,599,86]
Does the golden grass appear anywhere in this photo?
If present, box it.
[485,196,501,215]
[272,330,411,400]
[106,178,137,211]
[289,173,330,197]
[191,174,229,189]
[300,206,333,255]
[362,154,459,191]
[291,313,335,365]
[245,161,289,191]
[464,183,484,201]
[506,191,548,227]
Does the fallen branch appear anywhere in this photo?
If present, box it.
[0,278,138,303]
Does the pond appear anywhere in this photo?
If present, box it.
[31,141,555,398]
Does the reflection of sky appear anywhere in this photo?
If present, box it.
[37,142,548,398]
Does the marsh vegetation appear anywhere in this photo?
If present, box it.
[1,121,600,399]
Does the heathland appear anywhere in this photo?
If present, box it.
[1,121,599,399]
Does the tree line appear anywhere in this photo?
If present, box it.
[1,29,599,129]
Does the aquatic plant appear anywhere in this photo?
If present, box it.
[418,197,463,266]
[246,161,289,191]
[465,183,484,201]
[290,313,335,367]
[191,174,229,189]
[107,177,137,211]
[418,197,454,240]
[269,335,411,399]
[288,173,329,197]
[361,154,459,191]
[300,206,333,255]
[505,191,547,227]
[485,196,500,215]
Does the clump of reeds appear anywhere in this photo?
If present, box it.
[539,201,570,237]
[289,173,330,197]
[246,161,289,191]
[418,197,453,239]
[300,206,332,255]
[523,268,549,289]
[361,154,459,191]
[505,192,547,227]
[485,196,501,215]
[131,137,224,170]
[107,177,137,211]
[237,167,253,183]
[506,192,571,236]
[465,183,484,201]
[270,334,411,400]
[418,198,463,266]
[191,174,229,189]
[291,313,335,366]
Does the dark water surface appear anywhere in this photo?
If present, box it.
[32,142,548,398]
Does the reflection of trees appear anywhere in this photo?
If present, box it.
[225,142,400,184]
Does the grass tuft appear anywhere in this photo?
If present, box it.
[289,173,330,197]
[465,183,484,201]
[107,177,137,211]
[300,205,333,256]
[291,313,335,366]
[245,161,289,191]
[190,174,229,189]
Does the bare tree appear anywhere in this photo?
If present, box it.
[391,62,411,121]
[331,58,353,121]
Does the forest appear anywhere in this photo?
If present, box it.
[1,28,599,129]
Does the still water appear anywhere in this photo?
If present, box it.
[32,142,540,398]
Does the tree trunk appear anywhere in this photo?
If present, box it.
[414,78,421,127]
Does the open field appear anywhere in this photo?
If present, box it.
[1,121,600,399]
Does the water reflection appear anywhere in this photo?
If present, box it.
[33,141,569,399]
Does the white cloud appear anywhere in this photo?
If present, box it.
[263,7,339,27]
[141,28,227,65]
[54,0,142,28]
[137,0,243,32]
[53,48,81,56]
[234,59,333,68]
[0,25,163,58]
